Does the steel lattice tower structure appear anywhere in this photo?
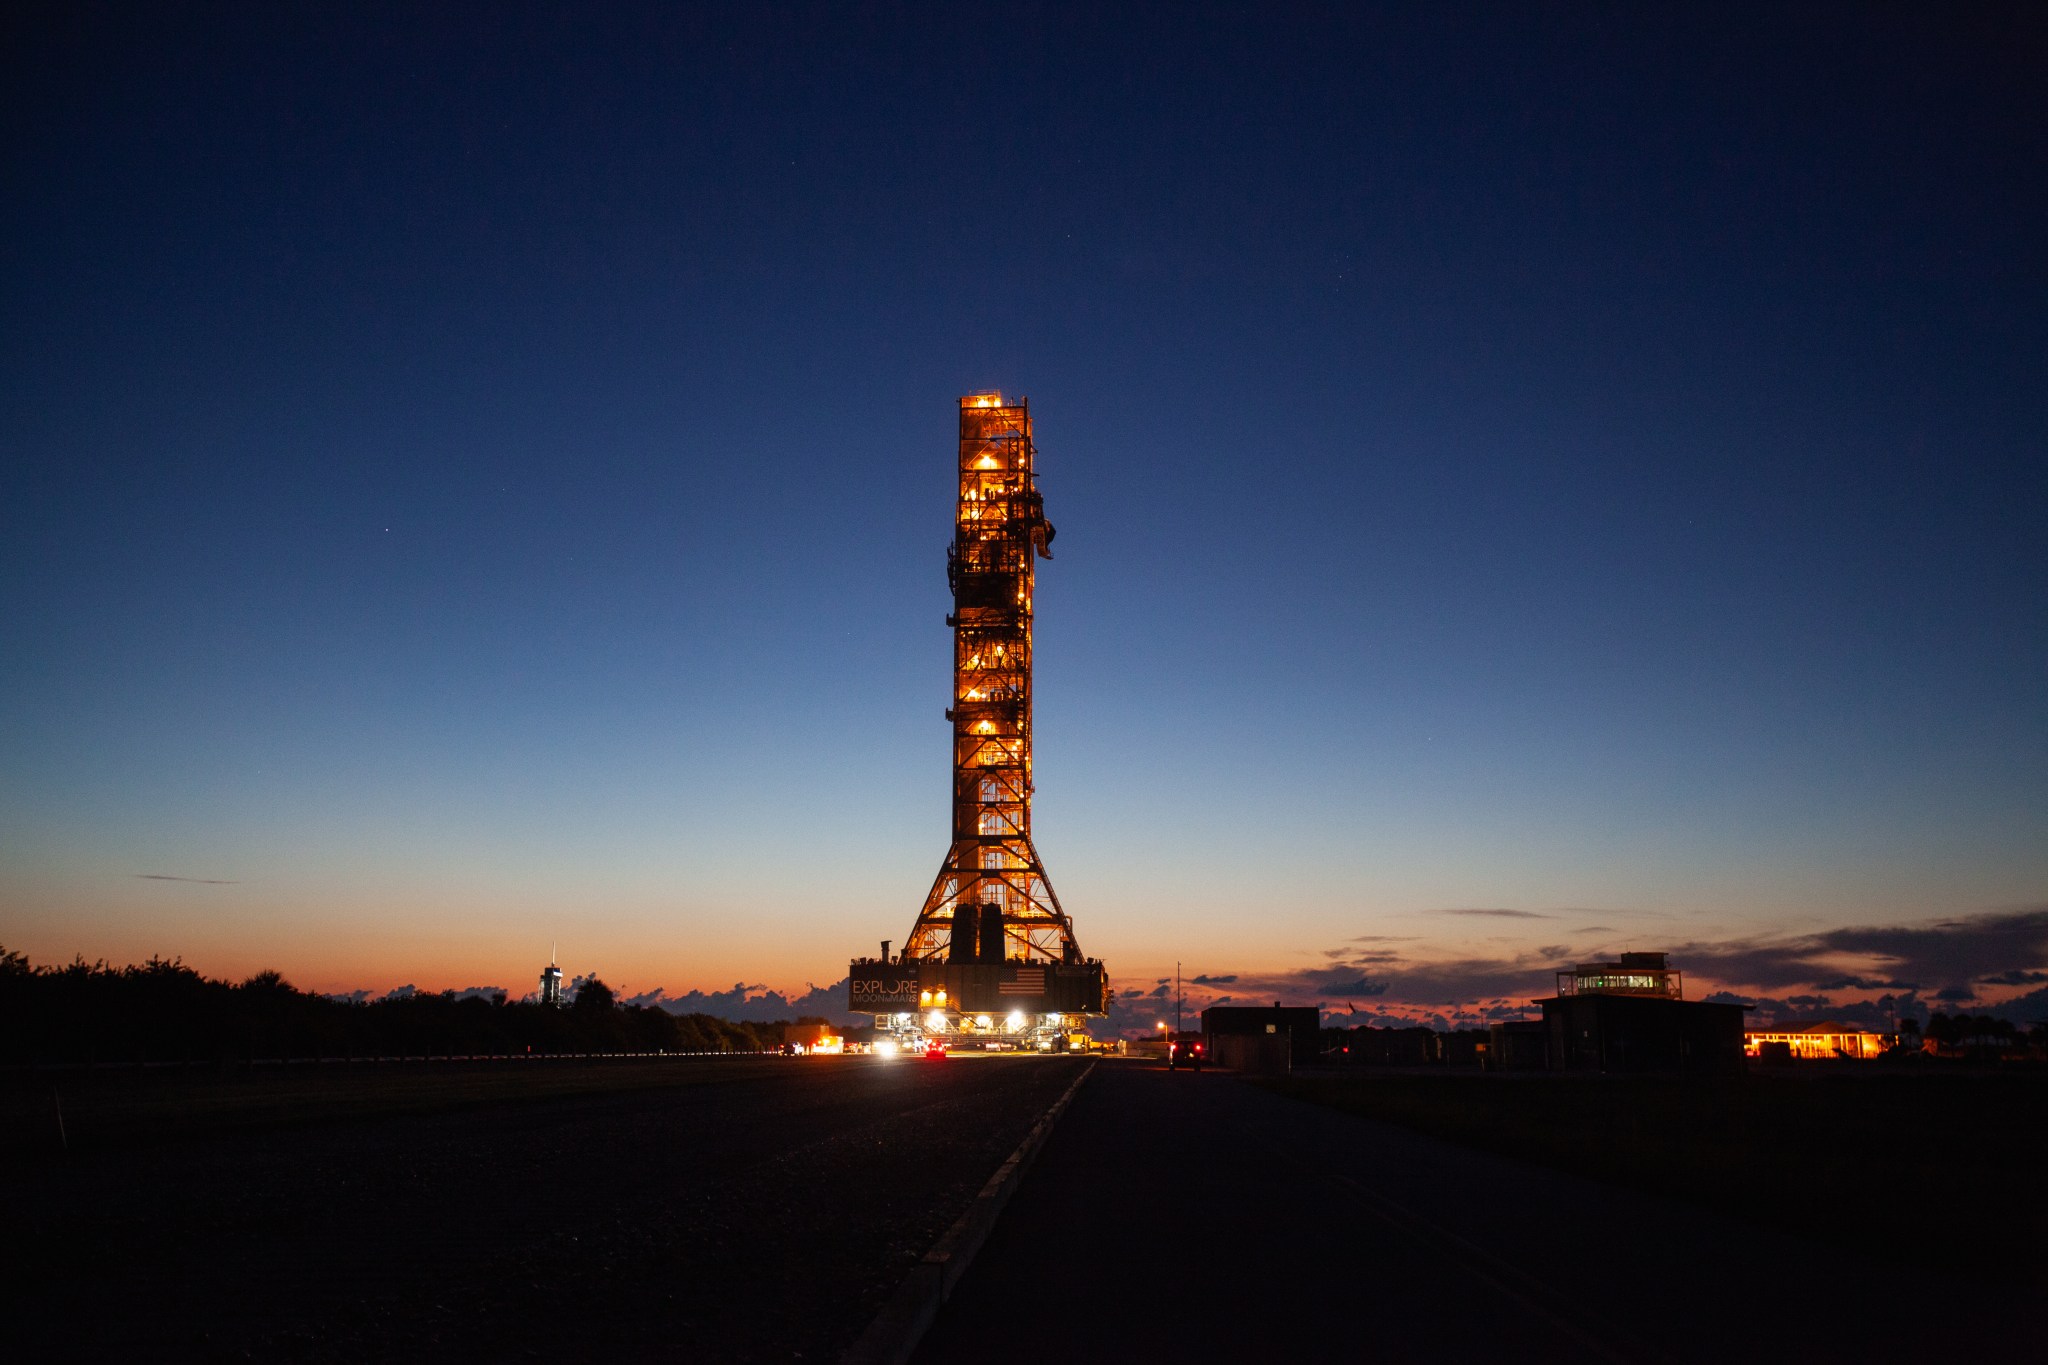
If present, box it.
[848,393,1103,1034]
[899,393,1082,965]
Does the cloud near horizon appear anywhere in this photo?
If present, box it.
[1668,908,2048,996]
[1430,907,1552,919]
[136,873,238,884]
[1112,907,2048,1031]
[311,910,2046,1035]
[646,978,859,1024]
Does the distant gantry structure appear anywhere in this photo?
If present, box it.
[850,394,1107,1049]
[538,946,564,1007]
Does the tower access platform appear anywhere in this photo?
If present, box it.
[849,394,1108,1049]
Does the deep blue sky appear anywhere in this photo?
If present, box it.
[4,3,2044,1019]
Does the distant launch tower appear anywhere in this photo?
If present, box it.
[538,947,564,1007]
[850,394,1106,1043]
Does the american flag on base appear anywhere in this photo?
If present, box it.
[1000,966,1046,996]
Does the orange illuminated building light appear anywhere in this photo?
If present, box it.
[782,1023,844,1055]
[1743,1023,1887,1060]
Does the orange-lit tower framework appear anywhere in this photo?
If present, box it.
[849,395,1107,1039]
[910,393,1071,963]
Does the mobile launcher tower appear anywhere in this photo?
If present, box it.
[849,394,1108,1049]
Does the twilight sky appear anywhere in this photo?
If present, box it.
[4,4,2044,1029]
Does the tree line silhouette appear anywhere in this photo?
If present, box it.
[0,949,800,1065]
[1912,1011,2039,1050]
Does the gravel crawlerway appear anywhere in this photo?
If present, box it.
[11,1054,1088,1362]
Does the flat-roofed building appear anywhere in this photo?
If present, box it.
[1538,953,1744,1073]
[1202,1004,1322,1069]
[1744,1021,1887,1060]
[1485,1019,1549,1070]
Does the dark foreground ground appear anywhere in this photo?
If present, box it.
[8,1053,1084,1362]
[917,1060,2036,1364]
[1261,1065,2048,1274]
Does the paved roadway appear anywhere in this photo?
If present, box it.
[915,1060,2031,1363]
[12,1053,1084,1362]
